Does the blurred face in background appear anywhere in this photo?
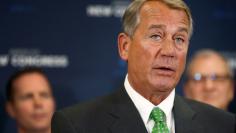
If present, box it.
[184,54,234,110]
[6,72,55,133]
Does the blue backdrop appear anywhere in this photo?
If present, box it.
[1,0,236,132]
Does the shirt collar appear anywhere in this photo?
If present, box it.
[124,74,175,124]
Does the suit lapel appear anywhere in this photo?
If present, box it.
[174,95,204,133]
[107,88,148,133]
[106,89,206,133]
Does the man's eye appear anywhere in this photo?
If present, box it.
[41,92,52,99]
[19,94,32,100]
[175,37,185,44]
[150,34,161,41]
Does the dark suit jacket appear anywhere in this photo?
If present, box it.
[52,88,236,133]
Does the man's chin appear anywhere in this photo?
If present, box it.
[151,79,176,91]
[28,122,50,132]
[152,84,175,93]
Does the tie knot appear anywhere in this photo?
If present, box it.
[150,107,166,123]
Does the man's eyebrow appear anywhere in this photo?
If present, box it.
[177,27,189,34]
[148,24,165,30]
[148,24,189,36]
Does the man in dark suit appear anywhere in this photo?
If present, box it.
[52,0,236,132]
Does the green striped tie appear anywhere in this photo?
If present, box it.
[150,107,169,133]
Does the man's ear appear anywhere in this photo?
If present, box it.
[118,33,131,61]
[6,102,16,118]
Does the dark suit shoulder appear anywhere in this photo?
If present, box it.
[174,95,235,133]
[183,97,235,129]
[52,88,149,133]
[184,97,234,119]
[62,88,124,115]
[61,92,115,117]
[53,90,122,132]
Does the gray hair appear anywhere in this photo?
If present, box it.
[122,0,193,37]
[185,49,234,79]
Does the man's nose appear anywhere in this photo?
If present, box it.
[33,96,43,108]
[203,79,215,91]
[160,38,175,57]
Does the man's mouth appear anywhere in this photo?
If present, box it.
[153,66,175,75]
[157,66,174,71]
[31,113,47,120]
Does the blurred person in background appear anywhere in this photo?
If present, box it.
[184,49,234,111]
[5,67,56,133]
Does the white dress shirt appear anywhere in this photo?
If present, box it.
[124,75,175,133]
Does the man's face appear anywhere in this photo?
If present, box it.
[184,55,234,110]
[7,72,55,132]
[119,1,190,97]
